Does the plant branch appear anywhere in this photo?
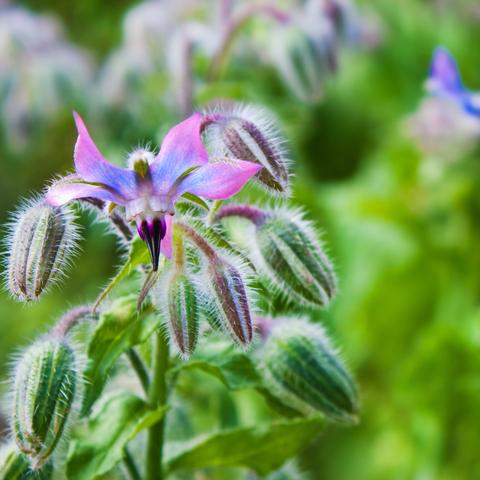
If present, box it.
[145,327,170,480]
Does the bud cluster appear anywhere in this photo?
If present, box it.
[4,197,79,302]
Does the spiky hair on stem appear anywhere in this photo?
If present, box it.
[201,103,292,197]
[2,195,80,303]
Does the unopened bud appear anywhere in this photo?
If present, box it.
[5,197,78,302]
[262,319,358,423]
[252,208,336,308]
[165,272,199,357]
[0,445,53,480]
[205,260,253,347]
[202,106,290,195]
[12,339,76,461]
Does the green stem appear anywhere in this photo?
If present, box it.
[123,447,141,480]
[146,327,170,480]
[127,348,150,395]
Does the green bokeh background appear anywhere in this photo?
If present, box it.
[2,0,480,479]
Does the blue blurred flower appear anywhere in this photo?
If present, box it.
[427,47,480,116]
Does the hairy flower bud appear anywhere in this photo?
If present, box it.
[165,272,199,357]
[0,444,53,479]
[205,260,254,347]
[12,339,76,461]
[201,105,290,195]
[5,197,78,302]
[269,23,326,104]
[252,208,336,308]
[262,319,358,423]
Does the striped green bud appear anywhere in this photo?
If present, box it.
[5,197,78,302]
[201,105,290,196]
[262,319,358,423]
[253,208,336,308]
[205,260,253,347]
[269,23,326,104]
[0,445,53,479]
[12,339,76,461]
[166,272,199,357]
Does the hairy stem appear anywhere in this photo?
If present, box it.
[146,327,170,480]
[127,348,150,395]
[123,447,141,480]
[208,5,290,80]
[213,204,267,226]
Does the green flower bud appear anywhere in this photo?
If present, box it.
[253,208,336,308]
[0,445,53,480]
[12,339,76,461]
[5,197,78,302]
[262,319,358,423]
[201,105,291,196]
[205,260,253,347]
[166,272,199,357]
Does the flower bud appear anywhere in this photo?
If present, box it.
[262,319,358,423]
[165,272,199,357]
[12,339,76,461]
[0,444,53,479]
[269,23,326,104]
[205,260,253,347]
[5,197,78,302]
[252,208,336,308]
[202,105,290,195]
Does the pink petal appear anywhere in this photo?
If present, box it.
[173,159,262,200]
[73,112,140,200]
[161,215,173,260]
[149,113,209,196]
[46,182,124,206]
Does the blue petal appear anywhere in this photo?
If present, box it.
[429,47,465,97]
[73,112,141,201]
[148,113,209,196]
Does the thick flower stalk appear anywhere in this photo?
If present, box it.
[45,112,262,270]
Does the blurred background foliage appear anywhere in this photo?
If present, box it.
[1,0,480,479]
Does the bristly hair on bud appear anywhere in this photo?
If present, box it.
[260,317,359,423]
[154,230,201,358]
[3,196,79,302]
[9,336,78,465]
[175,221,257,348]
[215,204,336,308]
[201,103,292,196]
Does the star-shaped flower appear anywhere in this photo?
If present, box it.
[427,47,480,116]
[46,112,262,270]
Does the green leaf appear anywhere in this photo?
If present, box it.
[81,295,162,416]
[67,392,168,480]
[169,341,302,417]
[169,342,260,390]
[164,416,324,475]
[92,236,155,314]
[181,193,209,210]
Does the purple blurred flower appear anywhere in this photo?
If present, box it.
[46,112,262,270]
[427,47,480,116]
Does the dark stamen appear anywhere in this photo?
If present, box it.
[141,218,166,271]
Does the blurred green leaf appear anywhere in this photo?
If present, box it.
[170,342,302,418]
[92,236,152,314]
[67,392,168,480]
[81,295,162,416]
[164,416,324,475]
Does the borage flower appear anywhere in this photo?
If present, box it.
[46,112,262,270]
[427,47,480,116]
